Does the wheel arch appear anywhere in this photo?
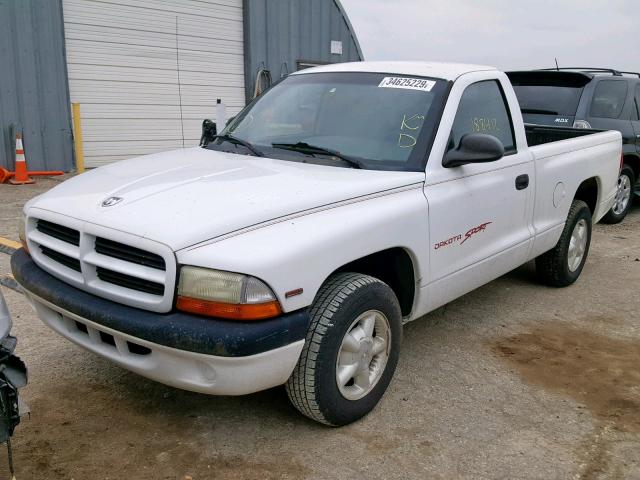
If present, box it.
[573,176,599,215]
[328,247,417,318]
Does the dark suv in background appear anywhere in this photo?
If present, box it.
[507,68,640,223]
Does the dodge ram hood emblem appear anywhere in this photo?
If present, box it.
[101,196,123,207]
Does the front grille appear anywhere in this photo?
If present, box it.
[96,267,164,296]
[95,237,166,271]
[37,219,80,246]
[40,246,81,272]
[29,215,174,311]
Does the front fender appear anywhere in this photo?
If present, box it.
[176,187,430,313]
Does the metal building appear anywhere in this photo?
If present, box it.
[0,0,362,171]
[0,0,73,172]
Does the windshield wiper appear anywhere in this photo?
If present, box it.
[271,142,364,169]
[213,134,264,157]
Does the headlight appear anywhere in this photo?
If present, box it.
[176,266,282,321]
[18,213,29,254]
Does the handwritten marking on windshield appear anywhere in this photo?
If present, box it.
[472,117,500,133]
[398,134,417,148]
[398,114,425,148]
[401,114,425,130]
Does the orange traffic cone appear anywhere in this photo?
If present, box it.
[9,134,34,185]
[0,167,12,183]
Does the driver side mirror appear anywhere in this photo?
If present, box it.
[199,119,217,147]
[442,133,505,168]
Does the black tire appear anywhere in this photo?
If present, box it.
[536,199,592,287]
[601,165,635,224]
[286,272,402,426]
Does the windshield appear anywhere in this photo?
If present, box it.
[209,72,448,171]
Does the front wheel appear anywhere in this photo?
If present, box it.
[536,199,592,287]
[601,165,635,224]
[286,273,402,426]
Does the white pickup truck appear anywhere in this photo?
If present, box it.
[12,62,621,426]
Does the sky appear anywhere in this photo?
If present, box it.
[340,0,639,73]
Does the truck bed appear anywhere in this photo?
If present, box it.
[525,124,603,147]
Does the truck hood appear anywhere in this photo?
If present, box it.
[30,148,425,251]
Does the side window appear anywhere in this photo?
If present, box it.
[590,80,628,119]
[449,80,516,154]
[633,85,640,121]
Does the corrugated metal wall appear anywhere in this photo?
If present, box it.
[0,0,73,171]
[243,0,363,102]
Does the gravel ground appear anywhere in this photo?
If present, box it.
[0,179,638,480]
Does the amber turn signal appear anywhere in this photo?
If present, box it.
[176,296,282,321]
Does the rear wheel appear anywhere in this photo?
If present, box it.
[602,165,635,224]
[286,272,402,426]
[536,199,592,287]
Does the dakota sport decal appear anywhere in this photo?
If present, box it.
[434,222,492,250]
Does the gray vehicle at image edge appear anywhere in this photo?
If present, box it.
[0,290,28,477]
[507,68,640,223]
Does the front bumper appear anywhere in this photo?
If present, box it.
[11,249,310,395]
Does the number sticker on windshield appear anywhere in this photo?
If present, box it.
[378,77,436,92]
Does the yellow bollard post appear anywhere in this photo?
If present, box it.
[72,102,85,173]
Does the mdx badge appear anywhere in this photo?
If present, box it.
[101,196,123,207]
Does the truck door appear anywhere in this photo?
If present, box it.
[423,77,535,310]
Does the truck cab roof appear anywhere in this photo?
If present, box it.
[293,61,497,81]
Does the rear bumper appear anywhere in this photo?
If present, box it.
[11,249,309,395]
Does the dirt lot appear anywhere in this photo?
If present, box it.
[0,178,639,480]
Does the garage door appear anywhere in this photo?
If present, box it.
[62,0,245,167]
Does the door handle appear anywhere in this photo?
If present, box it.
[515,174,529,190]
